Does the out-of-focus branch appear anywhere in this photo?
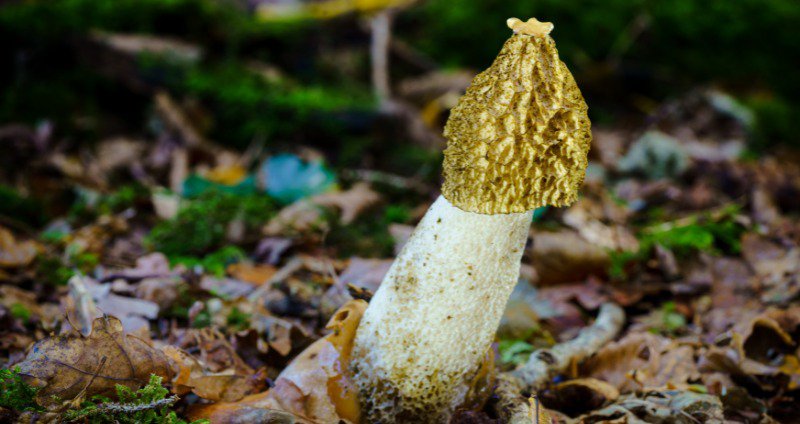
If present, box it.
[370,9,394,106]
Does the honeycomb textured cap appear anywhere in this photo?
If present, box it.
[442,25,591,214]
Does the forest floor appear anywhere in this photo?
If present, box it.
[1,2,800,423]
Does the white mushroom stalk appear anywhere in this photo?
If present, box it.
[351,17,592,422]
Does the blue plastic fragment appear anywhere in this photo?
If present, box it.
[260,153,336,204]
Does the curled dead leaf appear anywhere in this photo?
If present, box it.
[162,345,265,402]
[541,378,619,417]
[189,300,367,423]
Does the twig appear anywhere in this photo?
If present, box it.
[512,303,625,388]
[343,168,429,193]
[370,9,394,106]
[246,256,305,303]
[66,395,179,422]
[494,303,625,422]
[494,374,530,424]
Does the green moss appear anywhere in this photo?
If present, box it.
[171,245,246,277]
[226,306,250,330]
[191,308,212,329]
[648,301,688,336]
[0,367,42,412]
[9,303,32,323]
[609,207,746,280]
[63,375,205,424]
[146,190,276,257]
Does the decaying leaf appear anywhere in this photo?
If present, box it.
[701,306,800,392]
[189,300,367,423]
[228,263,277,286]
[264,183,381,236]
[162,345,265,402]
[0,227,39,268]
[16,315,172,408]
[579,332,700,392]
[575,390,724,423]
[540,378,619,417]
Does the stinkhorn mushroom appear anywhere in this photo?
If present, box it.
[350,17,592,422]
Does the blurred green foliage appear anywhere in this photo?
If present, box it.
[0,0,797,150]
[0,185,46,227]
[405,0,800,146]
[649,301,688,336]
[69,185,148,222]
[164,63,372,148]
[497,339,535,367]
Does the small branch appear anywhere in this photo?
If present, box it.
[370,10,394,106]
[95,395,179,414]
[511,303,625,388]
[66,395,179,422]
[494,374,530,424]
[495,303,625,422]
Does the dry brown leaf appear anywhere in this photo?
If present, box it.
[741,234,800,303]
[189,300,367,423]
[162,345,265,402]
[95,137,147,173]
[228,263,277,286]
[0,285,60,327]
[16,315,172,408]
[700,306,800,392]
[579,332,700,392]
[542,378,619,416]
[264,183,381,236]
[0,227,39,268]
[339,258,391,293]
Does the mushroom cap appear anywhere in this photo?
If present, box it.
[442,18,591,214]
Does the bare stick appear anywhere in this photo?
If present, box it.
[495,303,625,422]
[370,10,393,106]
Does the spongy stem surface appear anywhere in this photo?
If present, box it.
[351,195,532,422]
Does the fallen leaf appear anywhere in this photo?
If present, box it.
[205,164,248,186]
[16,316,172,408]
[228,263,277,286]
[189,300,367,423]
[200,276,256,299]
[541,378,619,417]
[73,276,160,334]
[575,390,724,423]
[0,227,38,268]
[579,332,700,392]
[264,183,381,236]
[95,137,147,174]
[162,345,265,402]
[0,285,59,327]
